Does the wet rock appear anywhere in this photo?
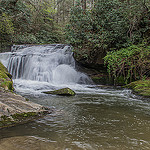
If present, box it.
[43,88,76,96]
[0,62,50,129]
[0,87,50,129]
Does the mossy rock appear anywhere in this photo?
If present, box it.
[0,112,48,129]
[1,80,13,91]
[125,80,150,97]
[0,62,8,73]
[43,88,76,96]
[0,62,13,91]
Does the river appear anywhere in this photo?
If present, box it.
[0,45,150,150]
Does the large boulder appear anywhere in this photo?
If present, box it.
[0,62,50,129]
[43,88,76,96]
[0,87,50,129]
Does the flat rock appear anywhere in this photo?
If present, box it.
[0,87,49,129]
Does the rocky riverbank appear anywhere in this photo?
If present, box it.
[0,62,50,129]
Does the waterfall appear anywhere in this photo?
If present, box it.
[0,44,91,94]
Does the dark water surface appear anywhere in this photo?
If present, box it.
[0,88,150,150]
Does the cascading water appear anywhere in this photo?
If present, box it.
[0,44,91,94]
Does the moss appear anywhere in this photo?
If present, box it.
[0,62,8,73]
[1,80,14,91]
[125,80,150,97]
[11,112,37,120]
[43,88,76,96]
[0,62,13,91]
[0,71,8,79]
[0,111,48,129]
[0,115,14,128]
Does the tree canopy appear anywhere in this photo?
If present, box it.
[65,0,150,62]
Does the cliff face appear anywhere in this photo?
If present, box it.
[0,62,49,129]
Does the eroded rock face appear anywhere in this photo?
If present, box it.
[43,88,76,96]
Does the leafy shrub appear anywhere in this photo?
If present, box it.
[35,30,61,44]
[13,33,37,44]
[0,0,62,47]
[104,43,150,84]
[0,13,14,44]
[65,0,150,63]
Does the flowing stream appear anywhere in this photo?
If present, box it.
[0,45,150,150]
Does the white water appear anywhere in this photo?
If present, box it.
[0,44,92,94]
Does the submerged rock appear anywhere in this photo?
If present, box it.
[43,88,76,96]
[0,136,57,150]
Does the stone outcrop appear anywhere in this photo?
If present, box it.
[0,62,50,129]
[0,87,50,129]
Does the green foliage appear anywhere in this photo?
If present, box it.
[13,33,37,44]
[65,0,150,63]
[125,80,150,97]
[104,44,150,85]
[0,12,14,44]
[91,0,129,48]
[65,1,93,61]
[35,28,62,44]
[1,80,14,91]
[0,0,62,49]
[65,2,92,45]
[0,13,14,35]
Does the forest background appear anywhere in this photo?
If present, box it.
[0,0,150,85]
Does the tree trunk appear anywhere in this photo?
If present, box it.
[81,0,86,10]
